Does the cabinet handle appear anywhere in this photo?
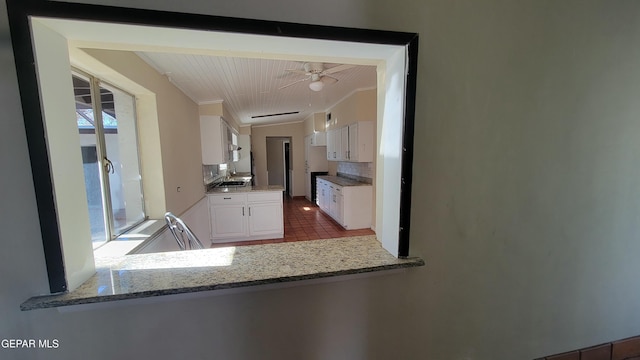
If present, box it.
[224,197,231,200]
[242,207,245,216]
[249,207,252,216]
[333,151,336,158]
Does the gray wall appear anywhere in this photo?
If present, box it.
[3,1,640,359]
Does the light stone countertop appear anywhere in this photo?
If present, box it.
[206,184,285,194]
[316,175,371,187]
[21,235,424,310]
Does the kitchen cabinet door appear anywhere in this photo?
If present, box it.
[317,179,328,211]
[340,126,349,160]
[327,129,334,161]
[310,131,326,146]
[347,121,374,162]
[330,185,344,224]
[326,131,332,160]
[210,204,246,238]
[326,129,342,161]
[316,179,323,207]
[341,185,373,229]
[317,180,324,208]
[248,202,283,236]
[200,115,226,165]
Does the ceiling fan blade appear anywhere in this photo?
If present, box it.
[322,64,355,75]
[278,76,310,90]
[321,75,338,85]
[284,69,309,75]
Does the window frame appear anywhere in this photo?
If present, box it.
[6,0,418,294]
[72,69,147,246]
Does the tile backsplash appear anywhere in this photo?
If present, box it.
[337,162,373,183]
[202,164,220,185]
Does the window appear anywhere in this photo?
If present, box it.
[73,72,145,247]
[8,0,417,294]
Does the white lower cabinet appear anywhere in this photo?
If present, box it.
[209,191,283,242]
[247,202,283,236]
[210,204,246,238]
[316,178,372,230]
[329,185,344,225]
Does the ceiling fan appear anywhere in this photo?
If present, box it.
[279,62,355,91]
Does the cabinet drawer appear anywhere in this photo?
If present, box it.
[247,191,282,203]
[209,194,246,205]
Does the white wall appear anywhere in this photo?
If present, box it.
[4,1,640,360]
[366,0,640,358]
[81,49,202,217]
[30,20,96,291]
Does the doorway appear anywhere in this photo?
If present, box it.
[266,137,292,195]
[284,141,291,197]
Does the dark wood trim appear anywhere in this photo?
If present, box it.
[6,0,419,292]
[11,0,417,46]
[398,35,419,258]
[6,0,67,293]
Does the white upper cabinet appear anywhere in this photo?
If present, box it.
[200,115,238,165]
[340,126,349,161]
[326,128,342,161]
[326,121,374,162]
[347,121,374,162]
[310,131,327,146]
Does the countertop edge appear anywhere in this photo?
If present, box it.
[316,175,371,187]
[206,185,285,194]
[20,257,424,311]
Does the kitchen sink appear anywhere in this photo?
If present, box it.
[217,180,248,187]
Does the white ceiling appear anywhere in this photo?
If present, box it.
[34,17,392,127]
[135,53,377,126]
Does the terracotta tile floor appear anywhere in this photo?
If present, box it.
[211,196,374,248]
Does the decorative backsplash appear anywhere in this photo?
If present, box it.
[337,162,373,184]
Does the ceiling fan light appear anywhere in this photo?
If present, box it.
[309,80,324,91]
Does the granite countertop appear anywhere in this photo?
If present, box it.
[317,175,371,187]
[21,235,424,310]
[206,184,285,194]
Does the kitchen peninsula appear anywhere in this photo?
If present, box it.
[207,182,284,243]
